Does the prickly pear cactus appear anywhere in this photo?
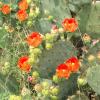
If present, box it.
[0,0,100,100]
[86,62,100,95]
[35,0,71,33]
[78,1,100,37]
[38,40,77,78]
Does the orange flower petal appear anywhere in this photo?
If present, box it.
[1,4,11,14]
[56,63,71,79]
[65,57,80,72]
[18,56,31,72]
[18,0,28,10]
[62,18,78,32]
[17,10,28,21]
[26,32,42,47]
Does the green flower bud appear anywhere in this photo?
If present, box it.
[32,71,39,78]
[33,48,42,55]
[27,20,32,27]
[51,87,59,95]
[41,81,50,88]
[45,33,54,42]
[42,89,49,96]
[77,77,87,86]
[53,75,59,83]
[28,57,36,65]
[4,62,10,68]
[46,43,53,50]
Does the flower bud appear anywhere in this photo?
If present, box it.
[88,55,95,62]
[50,87,59,95]
[32,71,39,78]
[41,81,50,88]
[77,77,87,86]
[42,89,49,96]
[46,43,53,50]
[27,20,32,27]
[4,62,10,68]
[45,33,54,42]
[53,75,59,83]
[33,48,42,55]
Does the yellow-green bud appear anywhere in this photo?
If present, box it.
[27,20,32,27]
[77,77,87,86]
[33,48,42,55]
[42,89,49,96]
[46,43,53,50]
[4,62,10,68]
[51,87,59,95]
[53,75,59,83]
[41,81,51,89]
[32,71,39,78]
[45,33,54,42]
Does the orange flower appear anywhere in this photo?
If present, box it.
[56,64,71,79]
[18,56,31,72]
[18,0,28,10]
[65,57,80,72]
[62,18,78,32]
[1,4,11,14]
[17,10,28,21]
[26,32,42,47]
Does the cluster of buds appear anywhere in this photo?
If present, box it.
[32,80,59,99]
[41,81,59,99]
[28,46,42,65]
[27,3,40,27]
[27,72,59,99]
[45,33,55,50]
